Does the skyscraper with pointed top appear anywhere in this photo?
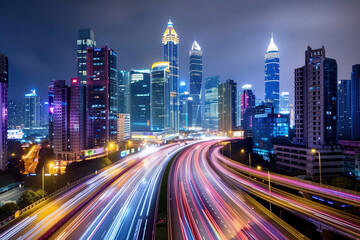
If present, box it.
[265,33,280,113]
[162,19,179,133]
[189,40,203,130]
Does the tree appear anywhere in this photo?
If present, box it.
[0,202,19,221]
[17,189,45,209]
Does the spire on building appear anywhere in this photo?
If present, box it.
[162,18,179,45]
[191,40,201,51]
[267,32,278,52]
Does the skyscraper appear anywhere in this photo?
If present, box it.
[87,46,118,148]
[41,101,49,127]
[265,33,280,113]
[293,46,337,147]
[179,81,189,131]
[118,70,130,114]
[204,76,220,130]
[150,62,170,131]
[48,81,55,148]
[279,92,290,114]
[218,79,237,135]
[189,40,202,130]
[351,64,360,140]
[8,100,25,129]
[77,29,95,152]
[70,78,83,154]
[162,19,179,133]
[130,69,151,132]
[52,80,70,158]
[240,84,255,128]
[0,53,8,170]
[338,79,351,140]
[25,89,41,128]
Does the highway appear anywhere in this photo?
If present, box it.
[0,144,183,240]
[49,144,183,240]
[168,140,306,240]
[0,187,26,205]
[215,145,360,207]
[211,146,360,239]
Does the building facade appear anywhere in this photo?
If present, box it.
[279,92,290,114]
[338,79,351,140]
[240,84,255,128]
[130,69,151,132]
[351,64,360,140]
[189,40,202,130]
[218,79,237,135]
[25,89,41,128]
[0,53,8,170]
[86,46,118,148]
[70,77,84,154]
[179,80,189,131]
[162,19,179,133]
[8,100,25,129]
[117,113,130,142]
[265,33,280,113]
[118,70,130,114]
[204,76,220,130]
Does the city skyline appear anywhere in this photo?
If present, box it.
[1,1,360,104]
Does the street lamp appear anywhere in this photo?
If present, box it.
[257,166,272,212]
[42,163,53,198]
[311,149,322,185]
[241,149,252,177]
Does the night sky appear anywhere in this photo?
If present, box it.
[0,0,359,103]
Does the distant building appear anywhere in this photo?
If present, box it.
[351,64,360,140]
[130,69,151,132]
[25,89,41,128]
[338,79,351,140]
[8,100,25,128]
[218,79,237,135]
[41,101,49,127]
[338,140,360,178]
[204,76,220,130]
[0,53,8,170]
[117,113,130,142]
[86,46,118,148]
[52,80,70,159]
[179,81,189,131]
[118,70,130,114]
[48,81,55,148]
[189,40,202,130]
[275,46,343,179]
[240,84,255,129]
[279,92,290,114]
[252,110,289,161]
[70,78,84,155]
[265,33,280,113]
[162,19,179,133]
[150,63,170,132]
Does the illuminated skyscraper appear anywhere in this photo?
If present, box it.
[189,40,202,129]
[179,80,189,131]
[265,33,280,112]
[0,53,8,170]
[86,46,118,148]
[118,70,130,114]
[279,92,290,114]
[162,19,179,133]
[240,84,255,128]
[218,79,237,135]
[204,76,220,130]
[130,69,151,132]
[151,62,170,131]
[351,64,360,140]
[25,89,41,128]
[338,79,351,140]
[70,77,84,154]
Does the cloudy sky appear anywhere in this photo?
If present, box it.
[0,0,359,103]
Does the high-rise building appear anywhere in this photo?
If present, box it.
[0,53,8,170]
[117,113,130,142]
[279,92,290,114]
[264,33,280,113]
[118,70,130,114]
[189,40,202,130]
[179,81,189,131]
[130,69,151,132]
[162,19,179,133]
[218,79,237,135]
[52,80,70,158]
[48,81,55,148]
[240,84,255,128]
[25,89,41,128]
[8,100,25,128]
[338,79,351,140]
[41,101,49,127]
[87,46,118,148]
[150,63,170,131]
[351,64,360,140]
[204,76,220,130]
[70,78,84,154]
[275,46,343,179]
